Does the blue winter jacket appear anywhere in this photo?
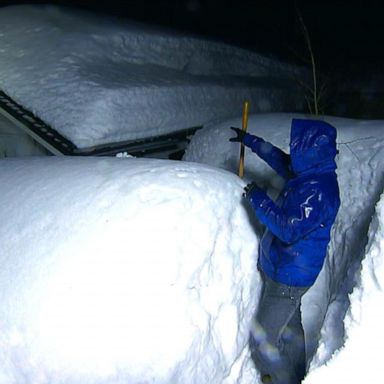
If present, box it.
[244,119,340,287]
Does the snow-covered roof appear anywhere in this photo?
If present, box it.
[0,4,307,150]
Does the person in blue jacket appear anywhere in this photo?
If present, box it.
[230,119,340,384]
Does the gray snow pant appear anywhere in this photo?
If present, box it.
[249,274,309,384]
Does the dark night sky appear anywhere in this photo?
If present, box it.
[1,0,384,78]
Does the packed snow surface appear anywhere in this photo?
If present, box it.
[0,157,259,384]
[0,5,306,149]
[185,112,384,381]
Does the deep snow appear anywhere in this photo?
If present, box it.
[0,157,259,383]
[185,112,384,372]
[0,113,383,383]
[0,3,384,384]
[305,191,384,383]
[0,5,306,150]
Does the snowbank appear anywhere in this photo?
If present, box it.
[304,192,384,383]
[185,112,384,371]
[0,157,259,383]
[0,5,306,149]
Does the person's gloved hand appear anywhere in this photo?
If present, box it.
[229,127,246,143]
[243,182,262,199]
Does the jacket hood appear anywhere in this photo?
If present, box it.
[290,118,338,174]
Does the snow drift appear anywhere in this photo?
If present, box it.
[185,112,384,376]
[0,5,306,149]
[0,157,259,383]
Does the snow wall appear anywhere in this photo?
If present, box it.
[0,157,260,384]
[304,192,384,382]
[184,113,384,372]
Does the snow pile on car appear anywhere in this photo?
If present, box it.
[0,157,259,383]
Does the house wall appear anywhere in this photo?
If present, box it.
[0,114,49,158]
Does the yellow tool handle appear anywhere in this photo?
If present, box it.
[238,101,249,178]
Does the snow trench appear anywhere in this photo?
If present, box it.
[1,114,383,383]
[184,113,384,376]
